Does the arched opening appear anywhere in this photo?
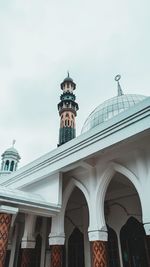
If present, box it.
[64,187,90,267]
[10,161,14,171]
[107,225,120,267]
[104,171,149,267]
[120,217,148,267]
[68,228,84,267]
[4,160,9,171]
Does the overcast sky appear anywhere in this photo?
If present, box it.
[0,0,150,167]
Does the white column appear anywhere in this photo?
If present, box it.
[21,214,36,249]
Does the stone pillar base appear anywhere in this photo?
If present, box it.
[91,240,108,267]
[51,245,63,267]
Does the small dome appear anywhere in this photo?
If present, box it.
[63,76,73,82]
[81,94,147,133]
[2,146,21,159]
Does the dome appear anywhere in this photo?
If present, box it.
[4,147,19,154]
[62,71,74,83]
[2,146,21,159]
[81,94,147,133]
[63,76,73,82]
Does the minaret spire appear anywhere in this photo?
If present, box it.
[12,139,16,147]
[115,74,124,96]
[58,73,79,146]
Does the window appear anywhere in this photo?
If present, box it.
[10,161,15,172]
[4,160,9,171]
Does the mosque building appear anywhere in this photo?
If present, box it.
[0,74,150,267]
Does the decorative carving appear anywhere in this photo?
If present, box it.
[0,213,11,267]
[91,240,108,267]
[51,245,63,267]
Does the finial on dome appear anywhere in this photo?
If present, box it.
[115,74,124,96]
[12,139,16,147]
[67,71,70,78]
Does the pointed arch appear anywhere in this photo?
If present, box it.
[10,161,15,171]
[107,225,120,267]
[95,161,142,229]
[68,227,85,267]
[50,177,90,240]
[61,178,90,218]
[51,178,90,236]
[120,217,148,266]
[4,160,10,171]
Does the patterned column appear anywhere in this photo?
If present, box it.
[51,245,63,267]
[20,248,35,267]
[91,241,108,267]
[0,213,11,267]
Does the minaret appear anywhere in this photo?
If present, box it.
[0,140,21,176]
[58,73,79,146]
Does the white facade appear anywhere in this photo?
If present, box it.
[0,91,150,266]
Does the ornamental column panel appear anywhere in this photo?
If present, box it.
[50,245,63,267]
[49,229,65,267]
[0,213,11,267]
[88,229,108,267]
[91,241,108,267]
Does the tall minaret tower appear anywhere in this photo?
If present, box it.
[58,73,79,146]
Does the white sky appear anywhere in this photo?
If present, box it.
[0,0,150,167]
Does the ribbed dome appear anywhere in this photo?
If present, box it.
[2,146,21,159]
[81,94,147,133]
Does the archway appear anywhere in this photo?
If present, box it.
[4,160,9,171]
[107,225,120,267]
[68,227,84,267]
[64,187,90,267]
[10,161,14,171]
[120,217,148,267]
[104,171,149,267]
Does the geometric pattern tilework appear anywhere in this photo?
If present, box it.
[20,249,35,267]
[0,213,11,267]
[91,241,108,267]
[51,245,63,267]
